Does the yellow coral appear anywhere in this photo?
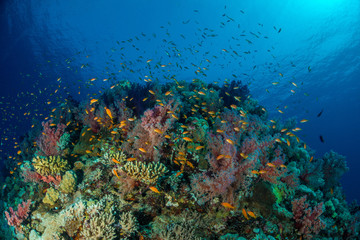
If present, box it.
[121,161,168,185]
[32,155,68,176]
[59,171,77,194]
[103,150,127,165]
[43,187,59,205]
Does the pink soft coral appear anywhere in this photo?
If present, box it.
[5,199,31,233]
[292,196,326,239]
[36,120,66,156]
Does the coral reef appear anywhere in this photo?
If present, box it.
[2,80,359,239]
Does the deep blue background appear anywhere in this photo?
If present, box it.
[1,0,359,202]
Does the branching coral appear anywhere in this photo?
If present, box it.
[59,170,77,194]
[121,160,168,185]
[119,212,138,238]
[36,120,66,156]
[5,199,31,234]
[292,195,326,239]
[32,155,68,176]
[81,208,116,239]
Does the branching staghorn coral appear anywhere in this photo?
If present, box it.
[81,207,116,240]
[102,149,127,165]
[119,211,138,238]
[32,155,68,176]
[121,160,168,185]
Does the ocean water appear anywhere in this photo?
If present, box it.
[0,0,359,239]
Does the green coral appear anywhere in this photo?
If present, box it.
[32,155,68,176]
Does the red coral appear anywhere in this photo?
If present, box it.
[4,199,31,233]
[292,196,326,239]
[36,120,66,156]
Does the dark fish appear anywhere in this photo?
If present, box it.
[319,135,325,143]
[317,109,324,117]
[308,66,312,72]
[278,28,282,33]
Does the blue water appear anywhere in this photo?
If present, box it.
[0,0,359,203]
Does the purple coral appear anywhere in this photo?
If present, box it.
[292,196,326,239]
[4,199,31,233]
[36,120,66,156]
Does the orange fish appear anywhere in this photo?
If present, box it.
[247,211,257,219]
[154,129,163,134]
[90,99,98,105]
[221,202,235,209]
[195,146,205,150]
[266,163,276,168]
[139,148,147,153]
[127,157,136,161]
[216,155,224,160]
[230,104,237,109]
[112,158,121,164]
[186,161,194,168]
[149,90,155,95]
[242,208,249,220]
[171,114,179,120]
[226,139,234,145]
[216,129,224,133]
[240,153,248,159]
[175,171,183,177]
[251,170,259,175]
[165,91,171,96]
[149,186,160,194]
[300,119,308,123]
[198,91,206,95]
[113,169,120,179]
[183,137,193,142]
[104,107,113,119]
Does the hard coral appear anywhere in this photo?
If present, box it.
[32,155,68,176]
[121,160,168,185]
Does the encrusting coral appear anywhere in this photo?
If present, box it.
[121,160,168,185]
[32,155,68,176]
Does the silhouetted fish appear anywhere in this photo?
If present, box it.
[320,135,325,143]
[317,109,324,117]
